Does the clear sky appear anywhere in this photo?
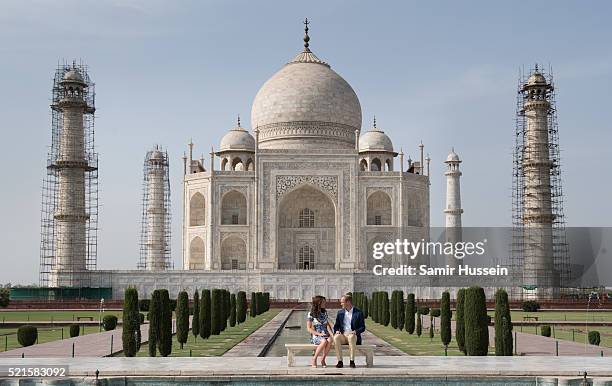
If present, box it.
[0,0,610,284]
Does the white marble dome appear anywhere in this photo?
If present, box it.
[359,129,394,153]
[63,69,84,83]
[446,149,460,162]
[251,49,362,149]
[527,72,547,86]
[220,126,255,152]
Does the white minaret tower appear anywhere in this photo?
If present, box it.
[444,148,463,267]
[139,146,171,270]
[521,67,555,297]
[54,66,90,280]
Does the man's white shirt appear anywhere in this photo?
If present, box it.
[343,307,353,333]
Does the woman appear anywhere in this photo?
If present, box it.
[306,295,333,368]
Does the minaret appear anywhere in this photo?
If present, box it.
[444,149,463,267]
[140,146,171,270]
[521,66,555,296]
[42,63,98,287]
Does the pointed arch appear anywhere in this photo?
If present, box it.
[189,236,205,269]
[221,190,247,225]
[367,190,392,225]
[371,158,381,171]
[221,236,246,270]
[189,192,205,226]
[359,159,368,171]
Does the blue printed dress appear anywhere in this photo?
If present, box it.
[307,310,330,345]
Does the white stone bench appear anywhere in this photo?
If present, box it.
[285,343,375,367]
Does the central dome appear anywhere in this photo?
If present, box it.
[251,46,362,149]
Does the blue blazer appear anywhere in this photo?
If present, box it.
[333,307,366,345]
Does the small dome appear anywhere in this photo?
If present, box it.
[359,129,394,153]
[527,72,547,86]
[446,149,460,162]
[220,126,255,152]
[63,69,84,83]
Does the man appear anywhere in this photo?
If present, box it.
[333,294,366,368]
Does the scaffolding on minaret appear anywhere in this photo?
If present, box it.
[138,146,172,270]
[511,65,570,300]
[39,61,98,287]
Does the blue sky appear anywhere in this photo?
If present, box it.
[0,0,610,284]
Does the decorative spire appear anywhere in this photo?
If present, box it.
[534,63,539,72]
[237,114,241,127]
[373,115,377,129]
[303,18,310,51]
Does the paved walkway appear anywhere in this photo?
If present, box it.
[0,323,150,358]
[224,309,292,357]
[1,356,611,380]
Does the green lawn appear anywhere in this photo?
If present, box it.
[0,324,100,352]
[516,324,612,348]
[367,321,465,356]
[0,310,123,322]
[134,309,280,357]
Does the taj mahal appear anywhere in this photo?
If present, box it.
[43,21,477,300]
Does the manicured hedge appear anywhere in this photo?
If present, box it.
[122,287,141,357]
[201,289,211,339]
[192,290,200,339]
[102,315,118,331]
[405,293,415,334]
[158,289,172,357]
[250,292,257,318]
[17,325,37,347]
[522,300,540,312]
[237,291,247,324]
[540,325,551,337]
[176,290,189,349]
[494,289,513,356]
[464,286,489,356]
[456,288,466,354]
[211,289,222,335]
[589,331,601,346]
[148,289,161,356]
[440,291,451,348]
[69,324,80,338]
[230,293,237,327]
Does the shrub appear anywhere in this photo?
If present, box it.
[256,292,265,316]
[138,299,150,312]
[405,293,416,334]
[588,331,601,346]
[456,288,466,354]
[522,300,540,312]
[440,291,452,348]
[211,289,222,335]
[221,290,229,331]
[69,324,80,338]
[192,290,200,339]
[540,325,551,337]
[0,288,10,308]
[382,291,390,326]
[158,289,172,357]
[368,293,373,318]
[397,291,405,331]
[464,286,489,356]
[494,289,513,356]
[17,325,37,347]
[237,291,247,324]
[176,291,189,349]
[264,292,270,312]
[201,289,211,339]
[122,287,141,357]
[102,315,118,331]
[148,289,161,356]
[390,291,398,329]
[363,295,369,319]
[416,312,422,337]
[430,308,441,318]
[229,293,237,327]
[429,315,434,339]
[250,292,257,318]
[418,306,430,316]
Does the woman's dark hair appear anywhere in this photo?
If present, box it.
[311,295,326,318]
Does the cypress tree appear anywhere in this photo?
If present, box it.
[158,289,172,357]
[494,288,513,356]
[397,290,405,331]
[211,289,221,335]
[237,291,247,324]
[368,293,373,319]
[416,311,422,337]
[382,291,390,326]
[390,291,398,329]
[201,289,211,339]
[221,290,228,331]
[429,314,435,339]
[374,292,380,323]
[363,295,369,319]
[464,286,489,356]
[192,290,200,340]
[148,290,161,356]
[176,290,189,349]
[250,292,257,318]
[264,292,270,312]
[440,291,452,348]
[405,293,415,334]
[122,286,140,357]
[456,288,466,354]
[257,292,265,315]
[230,293,237,327]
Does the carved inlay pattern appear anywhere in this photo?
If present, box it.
[276,175,338,200]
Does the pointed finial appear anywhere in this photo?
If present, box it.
[535,63,539,72]
[237,114,241,127]
[373,115,377,129]
[303,18,310,50]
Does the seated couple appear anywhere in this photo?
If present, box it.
[306,294,366,368]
